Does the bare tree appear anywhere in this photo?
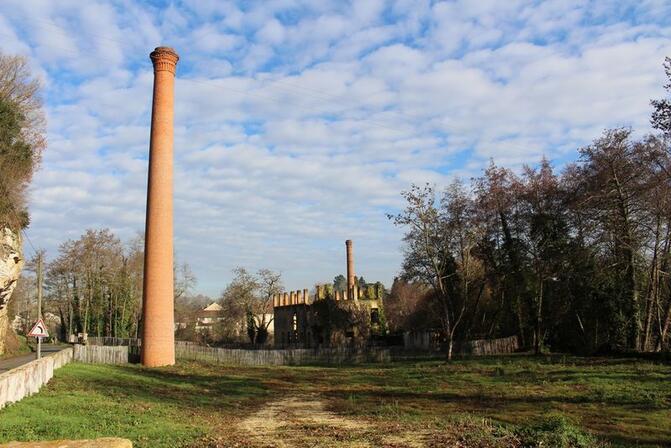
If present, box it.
[651,57,671,139]
[518,159,567,354]
[174,262,197,302]
[218,267,283,345]
[574,129,650,349]
[253,269,282,344]
[389,182,484,360]
[384,278,433,333]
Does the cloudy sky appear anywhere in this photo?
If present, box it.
[1,1,670,297]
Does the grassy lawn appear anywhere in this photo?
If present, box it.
[0,355,669,447]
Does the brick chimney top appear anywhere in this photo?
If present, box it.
[150,47,179,73]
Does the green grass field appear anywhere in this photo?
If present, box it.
[0,356,669,447]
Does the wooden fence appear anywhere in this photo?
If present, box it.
[458,335,519,356]
[86,336,520,365]
[73,344,129,364]
[87,337,140,347]
[175,343,390,366]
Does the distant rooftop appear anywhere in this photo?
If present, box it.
[203,303,223,312]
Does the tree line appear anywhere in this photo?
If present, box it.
[32,229,195,341]
[389,57,671,358]
[8,49,671,358]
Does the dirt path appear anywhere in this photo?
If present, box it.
[238,394,385,448]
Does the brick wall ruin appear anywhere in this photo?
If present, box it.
[272,283,384,347]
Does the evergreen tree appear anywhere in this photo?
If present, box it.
[333,275,347,292]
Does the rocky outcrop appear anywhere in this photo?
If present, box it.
[0,227,23,356]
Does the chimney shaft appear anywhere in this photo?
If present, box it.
[141,47,179,367]
[346,240,355,299]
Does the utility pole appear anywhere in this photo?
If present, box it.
[36,252,43,359]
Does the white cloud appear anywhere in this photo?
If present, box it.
[1,0,669,296]
[256,18,285,45]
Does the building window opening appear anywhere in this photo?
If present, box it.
[292,313,298,331]
[371,308,380,325]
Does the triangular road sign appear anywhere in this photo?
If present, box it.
[28,318,49,338]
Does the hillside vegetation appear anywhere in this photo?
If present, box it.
[0,52,45,355]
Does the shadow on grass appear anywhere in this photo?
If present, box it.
[62,361,269,413]
[543,370,671,382]
[322,384,670,409]
[324,387,671,447]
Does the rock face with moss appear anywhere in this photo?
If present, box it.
[0,227,23,356]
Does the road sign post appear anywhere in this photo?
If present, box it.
[27,319,49,359]
[36,253,43,359]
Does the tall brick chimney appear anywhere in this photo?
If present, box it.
[346,239,355,299]
[141,47,179,367]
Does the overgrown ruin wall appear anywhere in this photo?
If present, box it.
[0,227,23,356]
[272,284,384,347]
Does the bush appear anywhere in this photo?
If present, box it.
[517,413,605,448]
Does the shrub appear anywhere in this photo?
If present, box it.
[517,413,605,448]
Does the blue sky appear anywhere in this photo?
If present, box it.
[1,0,670,297]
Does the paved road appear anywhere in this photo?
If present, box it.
[0,345,68,373]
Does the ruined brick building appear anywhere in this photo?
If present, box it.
[273,240,384,347]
